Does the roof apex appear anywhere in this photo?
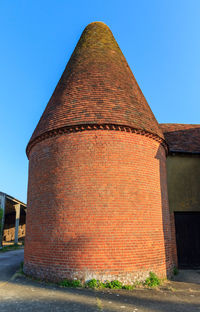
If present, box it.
[27,23,164,156]
[86,21,110,27]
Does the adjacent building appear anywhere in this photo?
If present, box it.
[0,192,26,246]
[160,124,200,269]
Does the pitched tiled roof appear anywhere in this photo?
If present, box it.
[27,22,164,153]
[160,123,200,153]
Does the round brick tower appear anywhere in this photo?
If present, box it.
[24,22,174,283]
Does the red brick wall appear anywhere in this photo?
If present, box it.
[24,130,174,282]
[170,213,178,267]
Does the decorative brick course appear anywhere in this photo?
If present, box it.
[26,123,168,158]
[27,22,164,153]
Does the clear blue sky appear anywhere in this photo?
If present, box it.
[0,0,200,203]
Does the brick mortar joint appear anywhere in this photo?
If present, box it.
[26,123,168,158]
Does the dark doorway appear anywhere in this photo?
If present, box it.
[174,212,200,269]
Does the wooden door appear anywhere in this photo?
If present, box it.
[174,212,200,268]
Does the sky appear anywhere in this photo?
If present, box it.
[0,0,200,203]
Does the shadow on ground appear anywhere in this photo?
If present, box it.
[0,250,200,312]
[0,274,199,312]
[173,269,200,284]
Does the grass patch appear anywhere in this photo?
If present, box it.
[59,279,82,288]
[96,298,103,311]
[86,279,105,288]
[58,272,161,290]
[22,271,162,291]
[58,278,135,290]
[173,266,179,276]
[144,272,161,287]
[0,243,23,252]
[105,280,123,289]
[167,286,177,292]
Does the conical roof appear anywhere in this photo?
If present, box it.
[27,22,164,155]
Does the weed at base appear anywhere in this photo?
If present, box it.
[144,272,161,287]
[19,261,24,274]
[96,298,103,311]
[173,266,179,276]
[59,279,82,288]
[24,271,162,291]
[86,279,105,289]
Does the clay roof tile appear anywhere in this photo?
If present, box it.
[27,22,164,152]
[160,123,200,153]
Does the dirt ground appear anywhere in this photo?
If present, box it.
[0,250,200,311]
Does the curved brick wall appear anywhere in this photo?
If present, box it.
[24,130,173,282]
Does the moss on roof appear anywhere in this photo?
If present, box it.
[28,22,164,152]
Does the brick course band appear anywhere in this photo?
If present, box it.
[29,22,164,144]
[26,123,168,158]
